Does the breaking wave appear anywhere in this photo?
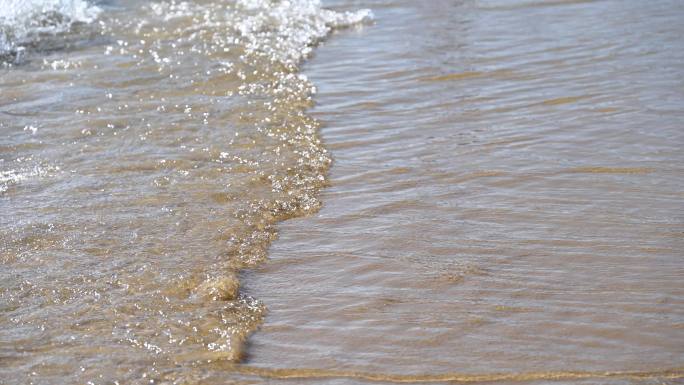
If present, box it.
[0,0,100,59]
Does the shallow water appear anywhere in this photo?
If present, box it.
[1,0,684,384]
[245,0,684,383]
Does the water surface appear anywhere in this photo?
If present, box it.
[246,0,684,383]
[1,0,684,384]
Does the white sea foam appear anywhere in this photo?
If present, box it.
[144,0,373,69]
[234,0,373,68]
[0,0,100,57]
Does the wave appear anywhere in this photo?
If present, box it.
[0,0,100,60]
[1,0,372,379]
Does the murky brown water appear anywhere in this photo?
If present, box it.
[1,0,683,384]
